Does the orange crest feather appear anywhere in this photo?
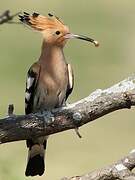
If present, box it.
[19,12,65,31]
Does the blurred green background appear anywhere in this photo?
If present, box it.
[0,0,135,180]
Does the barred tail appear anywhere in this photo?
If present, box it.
[25,140,47,176]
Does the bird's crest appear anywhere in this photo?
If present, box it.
[19,12,65,31]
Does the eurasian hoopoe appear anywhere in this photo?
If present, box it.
[19,12,99,177]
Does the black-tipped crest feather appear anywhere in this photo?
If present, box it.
[19,13,31,24]
[32,12,39,18]
[24,12,30,15]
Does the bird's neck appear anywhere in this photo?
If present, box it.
[39,41,66,66]
[38,41,67,79]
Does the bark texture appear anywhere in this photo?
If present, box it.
[0,75,135,144]
[62,149,135,180]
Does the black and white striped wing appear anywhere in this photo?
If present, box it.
[66,63,74,100]
[25,63,40,115]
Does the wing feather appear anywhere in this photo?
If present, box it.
[66,64,74,100]
[25,63,41,114]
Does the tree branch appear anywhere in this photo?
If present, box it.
[0,10,20,24]
[62,149,135,180]
[1,9,135,180]
[0,75,135,144]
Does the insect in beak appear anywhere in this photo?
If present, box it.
[64,33,99,47]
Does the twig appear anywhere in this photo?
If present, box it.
[7,104,14,116]
[0,10,21,25]
[74,128,82,138]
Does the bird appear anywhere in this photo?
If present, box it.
[19,12,99,177]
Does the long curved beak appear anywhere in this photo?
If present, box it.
[64,33,99,47]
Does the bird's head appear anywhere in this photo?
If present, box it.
[19,12,99,47]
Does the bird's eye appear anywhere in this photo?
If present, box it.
[55,31,60,35]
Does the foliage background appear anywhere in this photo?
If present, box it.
[0,1,135,180]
